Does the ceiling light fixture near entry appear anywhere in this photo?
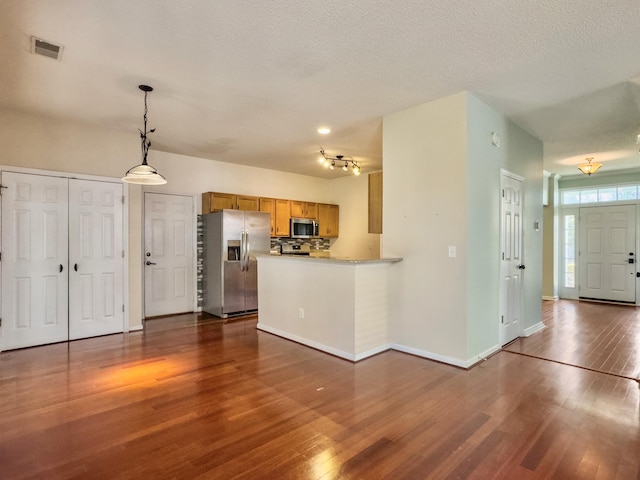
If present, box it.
[318,127,331,135]
[122,85,167,185]
[319,149,361,175]
[577,157,602,176]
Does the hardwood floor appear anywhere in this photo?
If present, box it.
[504,299,640,380]
[0,310,639,479]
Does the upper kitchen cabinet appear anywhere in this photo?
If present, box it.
[259,197,276,237]
[202,192,260,213]
[318,203,339,237]
[290,201,318,219]
[368,171,382,234]
[275,199,291,237]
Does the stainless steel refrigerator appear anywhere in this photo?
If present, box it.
[203,210,270,318]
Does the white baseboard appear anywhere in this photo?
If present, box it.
[390,343,471,368]
[354,344,392,361]
[524,322,545,336]
[257,323,356,361]
[258,325,503,369]
[128,324,144,332]
[542,296,559,301]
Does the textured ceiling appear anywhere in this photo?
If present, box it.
[1,0,640,179]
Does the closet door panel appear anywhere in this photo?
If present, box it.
[68,179,124,340]
[1,172,69,350]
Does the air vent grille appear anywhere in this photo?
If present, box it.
[31,37,63,60]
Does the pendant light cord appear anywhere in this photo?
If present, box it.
[140,89,154,166]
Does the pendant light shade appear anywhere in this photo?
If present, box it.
[577,157,602,176]
[122,85,167,185]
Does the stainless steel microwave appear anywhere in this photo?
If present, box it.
[290,218,319,238]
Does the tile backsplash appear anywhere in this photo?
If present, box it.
[270,237,330,252]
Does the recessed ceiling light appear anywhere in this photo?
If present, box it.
[318,127,331,135]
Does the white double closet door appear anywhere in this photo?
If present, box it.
[1,172,124,350]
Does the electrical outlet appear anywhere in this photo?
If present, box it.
[298,307,304,319]
[448,246,456,258]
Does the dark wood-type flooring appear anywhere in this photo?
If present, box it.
[505,299,640,381]
[0,304,639,479]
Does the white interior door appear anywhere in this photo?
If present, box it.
[144,193,194,317]
[1,172,69,350]
[579,205,636,303]
[68,179,124,339]
[499,172,524,346]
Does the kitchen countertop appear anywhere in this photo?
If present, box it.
[261,253,402,265]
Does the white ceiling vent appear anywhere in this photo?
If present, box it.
[31,37,63,60]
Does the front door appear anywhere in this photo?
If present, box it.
[499,172,524,346]
[144,193,194,317]
[1,172,69,350]
[579,205,636,303]
[68,179,125,339]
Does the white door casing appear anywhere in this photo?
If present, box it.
[1,172,69,350]
[579,205,636,303]
[499,172,524,346]
[68,179,125,339]
[144,193,194,317]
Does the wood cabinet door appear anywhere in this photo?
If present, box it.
[209,192,237,211]
[290,201,304,218]
[318,204,339,237]
[259,197,276,237]
[237,195,260,211]
[368,171,382,234]
[305,202,318,219]
[275,199,290,237]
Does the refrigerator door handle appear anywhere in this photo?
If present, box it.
[245,231,250,270]
[242,230,249,271]
[240,231,246,271]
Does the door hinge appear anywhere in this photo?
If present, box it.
[502,189,505,197]
[122,195,125,204]
[501,315,504,324]
[122,305,125,313]
[122,250,125,258]
[501,252,504,260]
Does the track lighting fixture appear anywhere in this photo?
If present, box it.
[319,149,361,176]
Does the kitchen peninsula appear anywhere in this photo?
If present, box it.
[257,255,402,361]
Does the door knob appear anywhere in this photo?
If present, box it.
[517,264,526,270]
[145,261,156,266]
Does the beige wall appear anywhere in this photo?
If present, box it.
[382,92,543,366]
[0,109,372,329]
[383,92,470,363]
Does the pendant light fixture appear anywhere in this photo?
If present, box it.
[122,85,167,185]
[318,148,361,176]
[577,157,602,176]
